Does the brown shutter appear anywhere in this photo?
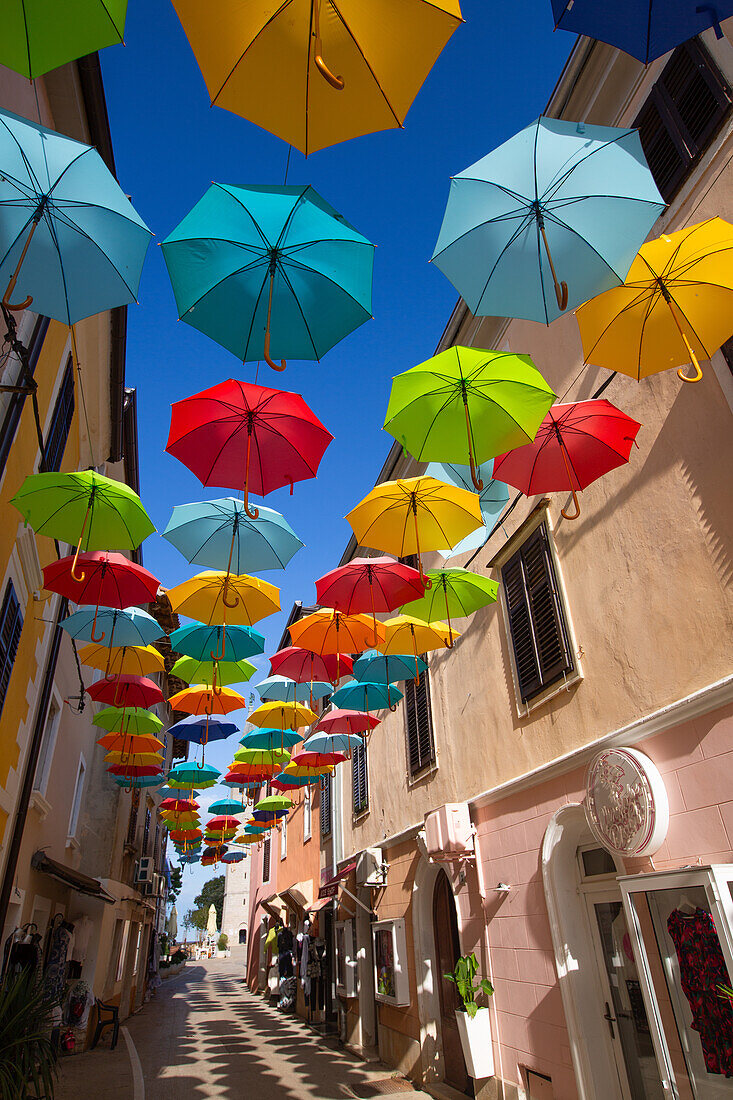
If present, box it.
[405,664,435,776]
[352,743,368,813]
[262,836,271,882]
[320,774,332,836]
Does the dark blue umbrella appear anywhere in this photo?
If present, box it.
[168,715,238,745]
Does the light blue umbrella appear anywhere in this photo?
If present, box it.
[163,499,303,573]
[426,460,509,559]
[332,680,403,713]
[161,184,374,369]
[113,775,162,789]
[352,651,428,685]
[209,798,246,815]
[432,117,665,325]
[256,675,332,704]
[304,731,364,754]
[241,729,302,750]
[0,107,151,323]
[169,622,265,663]
[60,606,162,647]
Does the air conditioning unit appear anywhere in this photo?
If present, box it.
[135,857,154,884]
[356,847,385,886]
[154,873,166,897]
[140,879,155,896]
[424,803,474,860]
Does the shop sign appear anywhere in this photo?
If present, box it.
[585,747,669,857]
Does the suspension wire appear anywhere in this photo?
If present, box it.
[283,145,292,185]
[70,324,97,469]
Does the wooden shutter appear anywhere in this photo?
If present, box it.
[320,774,332,836]
[352,743,368,813]
[0,581,23,717]
[404,664,435,776]
[635,39,732,201]
[43,356,75,472]
[126,789,140,846]
[502,524,573,704]
[262,836,271,882]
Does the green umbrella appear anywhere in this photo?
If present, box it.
[401,567,498,645]
[12,471,154,583]
[92,707,163,736]
[170,656,256,688]
[384,346,555,491]
[255,795,294,813]
[2,2,127,79]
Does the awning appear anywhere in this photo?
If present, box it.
[31,851,115,904]
[306,897,332,913]
[318,860,357,900]
[280,881,313,915]
[260,892,287,919]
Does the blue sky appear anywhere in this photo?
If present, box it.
[99,0,571,923]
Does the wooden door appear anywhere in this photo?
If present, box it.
[433,871,471,1095]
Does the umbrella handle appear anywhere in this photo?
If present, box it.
[558,442,581,520]
[70,501,93,583]
[664,294,704,383]
[313,0,344,90]
[222,583,240,610]
[90,602,106,644]
[462,398,484,491]
[263,268,286,372]
[2,218,40,312]
[209,625,227,663]
[539,221,568,312]
[243,431,260,520]
[561,487,581,521]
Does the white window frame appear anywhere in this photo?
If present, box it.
[34,689,62,798]
[67,753,86,839]
[115,920,130,983]
[303,790,312,842]
[280,817,287,860]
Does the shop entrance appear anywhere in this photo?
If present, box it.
[433,869,471,1096]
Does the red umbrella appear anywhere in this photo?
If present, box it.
[43,551,160,608]
[160,798,199,812]
[292,749,347,767]
[207,815,242,831]
[107,764,162,777]
[171,828,203,843]
[315,556,426,641]
[86,674,164,709]
[269,647,352,685]
[493,400,641,520]
[166,378,333,517]
[223,768,272,784]
[315,709,380,736]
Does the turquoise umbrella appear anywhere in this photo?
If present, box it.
[209,798,246,815]
[240,729,302,750]
[256,676,332,704]
[0,108,151,323]
[332,679,403,713]
[426,460,508,559]
[432,116,665,325]
[163,499,303,573]
[352,651,428,685]
[168,762,220,787]
[113,775,162,789]
[60,606,163,648]
[169,622,265,663]
[161,184,374,371]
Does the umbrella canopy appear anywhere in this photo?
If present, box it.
[167,572,280,627]
[169,623,265,664]
[380,617,457,656]
[43,552,160,610]
[384,347,556,489]
[269,647,352,684]
[92,707,163,736]
[493,400,642,520]
[222,852,245,864]
[170,828,203,843]
[304,731,364,754]
[170,656,255,688]
[166,904,178,942]
[425,460,509,558]
[209,798,246,816]
[248,701,318,731]
[576,218,733,384]
[104,750,162,767]
[255,796,294,813]
[166,378,333,516]
[315,556,426,640]
[167,685,246,716]
[207,815,242,831]
[108,764,162,778]
[432,116,664,325]
[232,748,292,771]
[271,774,319,791]
[113,775,162,789]
[2,2,127,79]
[401,568,498,642]
[346,476,483,583]
[163,499,303,573]
[291,750,346,768]
[315,709,380,736]
[162,184,374,369]
[167,715,239,743]
[168,762,221,788]
[289,610,383,655]
[60,606,163,649]
[0,107,151,324]
[171,0,462,155]
[160,798,199,812]
[352,651,428,684]
[77,643,165,679]
[97,733,163,754]
[85,675,163,709]
[332,680,403,713]
[240,728,303,751]
[256,676,332,705]
[551,0,733,64]
[222,772,268,788]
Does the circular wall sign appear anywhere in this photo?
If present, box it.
[585,747,669,857]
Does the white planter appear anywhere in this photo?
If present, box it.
[455,1007,494,1079]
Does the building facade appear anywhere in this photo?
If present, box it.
[222,856,251,952]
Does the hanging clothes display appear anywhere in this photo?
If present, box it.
[277,924,294,979]
[1,925,42,979]
[667,907,733,1077]
[43,916,74,1002]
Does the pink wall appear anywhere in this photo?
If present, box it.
[472,702,733,1097]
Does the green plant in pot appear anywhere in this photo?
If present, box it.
[444,952,494,1017]
[444,953,495,1079]
[0,971,59,1100]
[217,933,228,952]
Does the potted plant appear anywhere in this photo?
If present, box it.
[444,953,495,1079]
[216,933,228,958]
[0,971,59,1099]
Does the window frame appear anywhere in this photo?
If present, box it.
[33,689,62,798]
[67,753,86,839]
[0,579,23,721]
[280,816,287,860]
[303,789,312,842]
[403,663,437,780]
[0,314,49,480]
[42,355,75,473]
[352,741,369,816]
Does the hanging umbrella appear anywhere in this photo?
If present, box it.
[43,552,160,611]
[255,796,294,813]
[232,748,292,772]
[304,731,364,755]
[271,773,320,791]
[170,0,462,155]
[352,650,428,684]
[104,750,162,767]
[315,709,380,737]
[163,499,303,574]
[346,476,484,584]
[0,107,151,323]
[97,732,163,755]
[291,750,346,768]
[207,815,242,832]
[170,656,255,689]
[168,762,220,789]
[432,116,664,325]
[269,647,352,684]
[113,775,162,789]
[166,378,333,517]
[289,610,383,656]
[108,764,162,778]
[168,716,239,742]
[85,675,163,709]
[425,460,509,558]
[315,556,426,641]
[222,772,268,788]
[240,728,303,751]
[171,828,203,843]
[2,2,127,79]
[400,568,498,643]
[379,618,456,674]
[209,798,247,816]
[576,218,733,384]
[167,686,246,716]
[256,676,332,705]
[551,0,733,64]
[60,606,163,649]
[162,184,374,370]
[169,622,265,664]
[160,798,199,812]
[332,679,403,713]
[493,400,642,520]
[248,701,318,731]
[93,707,163,736]
[222,852,245,864]
[12,471,154,583]
[384,348,556,490]
[167,572,280,627]
[77,643,165,679]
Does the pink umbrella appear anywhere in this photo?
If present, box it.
[315,709,380,736]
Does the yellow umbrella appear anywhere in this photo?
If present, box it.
[289,609,383,655]
[284,760,334,777]
[104,751,163,767]
[167,685,246,715]
[380,615,457,658]
[167,572,280,626]
[78,642,165,678]
[170,0,463,156]
[576,218,733,384]
[346,476,483,584]
[249,700,318,730]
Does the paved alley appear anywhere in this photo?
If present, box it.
[55,959,430,1100]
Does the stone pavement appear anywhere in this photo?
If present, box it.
[55,958,432,1099]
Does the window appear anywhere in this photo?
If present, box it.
[34,695,61,796]
[0,315,49,477]
[352,742,368,814]
[280,818,287,860]
[303,791,312,841]
[126,789,140,846]
[501,523,573,704]
[43,356,74,472]
[404,663,435,777]
[0,580,23,719]
[67,754,86,838]
[142,803,152,855]
[115,920,130,982]
[132,924,143,976]
[320,774,332,837]
[635,39,732,202]
[262,836,271,884]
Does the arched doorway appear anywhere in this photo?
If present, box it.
[238,926,247,945]
[433,870,470,1096]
